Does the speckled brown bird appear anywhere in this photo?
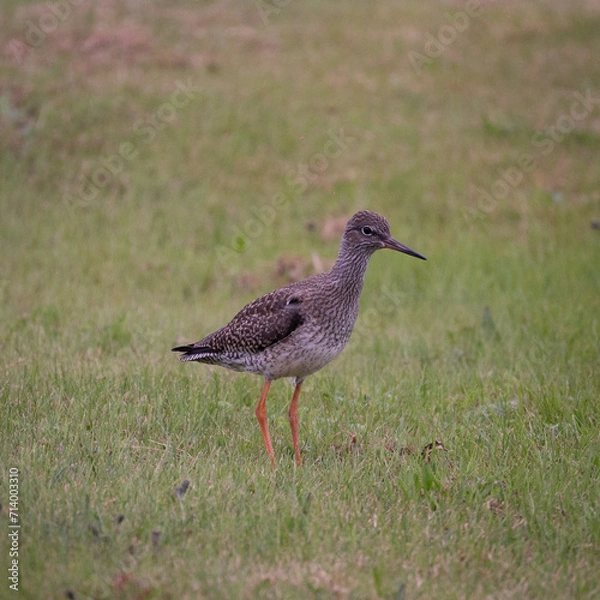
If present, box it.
[172,211,426,466]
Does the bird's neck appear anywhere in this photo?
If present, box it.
[329,240,372,294]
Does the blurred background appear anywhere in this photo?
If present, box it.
[2,0,599,349]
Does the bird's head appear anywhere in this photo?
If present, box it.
[343,210,426,260]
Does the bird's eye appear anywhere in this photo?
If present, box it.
[361,226,373,236]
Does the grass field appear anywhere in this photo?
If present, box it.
[1,0,600,598]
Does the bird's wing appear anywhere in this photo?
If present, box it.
[174,287,305,357]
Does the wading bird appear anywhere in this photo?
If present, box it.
[172,211,426,466]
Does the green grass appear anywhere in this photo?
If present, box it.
[1,0,600,598]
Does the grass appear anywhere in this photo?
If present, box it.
[1,0,600,597]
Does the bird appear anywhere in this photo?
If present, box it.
[172,210,426,467]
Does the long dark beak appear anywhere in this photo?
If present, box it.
[383,237,427,260]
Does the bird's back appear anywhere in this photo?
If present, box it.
[174,268,363,381]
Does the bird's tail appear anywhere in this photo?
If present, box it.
[171,344,216,362]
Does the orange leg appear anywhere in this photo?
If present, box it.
[255,380,276,468]
[288,382,303,466]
